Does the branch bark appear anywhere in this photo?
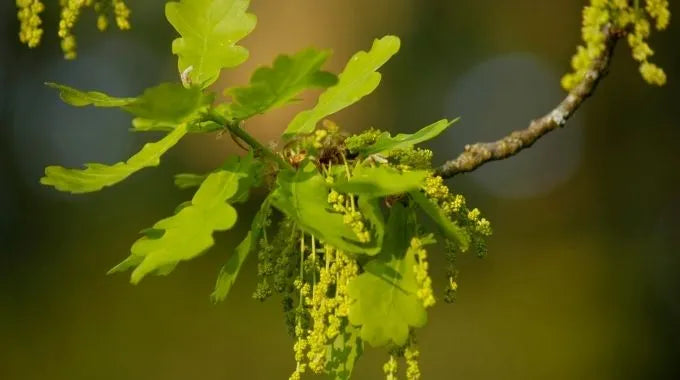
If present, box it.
[435,27,622,179]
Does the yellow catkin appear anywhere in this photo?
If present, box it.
[16,0,131,58]
[16,0,45,48]
[112,0,131,30]
[326,167,370,243]
[383,355,398,380]
[423,175,491,298]
[289,236,358,378]
[405,334,422,380]
[562,0,670,90]
[410,237,436,309]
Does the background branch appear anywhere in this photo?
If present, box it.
[435,27,622,179]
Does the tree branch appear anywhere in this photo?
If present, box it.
[435,27,622,179]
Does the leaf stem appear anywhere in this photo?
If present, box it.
[208,111,294,171]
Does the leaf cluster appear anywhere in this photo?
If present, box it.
[39,1,491,379]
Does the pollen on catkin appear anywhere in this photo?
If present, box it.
[288,232,358,378]
[16,0,131,58]
[562,0,670,90]
[422,175,492,300]
[410,237,436,309]
[16,0,45,48]
[327,177,371,243]
[383,355,398,380]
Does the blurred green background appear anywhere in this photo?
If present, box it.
[1,1,679,379]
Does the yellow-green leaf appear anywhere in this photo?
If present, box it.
[211,198,271,302]
[226,48,337,119]
[40,124,188,194]
[410,190,470,251]
[282,35,400,139]
[45,82,135,107]
[166,0,257,88]
[271,162,380,254]
[109,154,260,284]
[332,165,428,197]
[347,204,427,347]
[125,83,213,125]
[357,118,458,156]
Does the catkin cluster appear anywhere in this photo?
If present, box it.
[17,0,45,48]
[423,175,492,302]
[562,0,670,90]
[16,0,131,59]
[410,237,436,308]
[289,235,358,380]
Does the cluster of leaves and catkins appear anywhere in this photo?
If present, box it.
[40,1,492,379]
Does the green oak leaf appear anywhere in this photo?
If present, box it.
[41,124,188,194]
[125,83,213,126]
[347,203,427,347]
[270,161,380,254]
[211,198,271,302]
[47,82,213,131]
[45,82,136,107]
[282,35,401,139]
[332,165,428,197]
[174,154,262,202]
[410,190,470,251]
[166,0,257,88]
[356,118,459,156]
[109,153,260,284]
[226,48,338,119]
[325,324,364,380]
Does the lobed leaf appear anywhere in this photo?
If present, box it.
[109,153,261,284]
[211,198,271,302]
[282,35,401,140]
[45,82,135,107]
[270,162,380,255]
[332,165,428,197]
[166,0,257,88]
[40,124,188,194]
[226,48,338,119]
[410,190,470,251]
[125,83,213,126]
[357,118,458,156]
[347,204,427,347]
[47,82,213,132]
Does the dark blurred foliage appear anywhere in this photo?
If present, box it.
[1,1,679,379]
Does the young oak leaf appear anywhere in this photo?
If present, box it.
[45,82,136,107]
[410,190,470,251]
[332,165,428,197]
[226,48,338,120]
[282,35,401,140]
[271,162,380,255]
[211,198,270,302]
[355,118,459,156]
[347,203,427,347]
[40,124,188,194]
[109,153,260,284]
[174,153,263,201]
[125,83,214,128]
[46,82,213,131]
[166,0,257,88]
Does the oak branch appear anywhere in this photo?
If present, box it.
[435,27,622,179]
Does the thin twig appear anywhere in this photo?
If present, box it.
[435,27,622,179]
